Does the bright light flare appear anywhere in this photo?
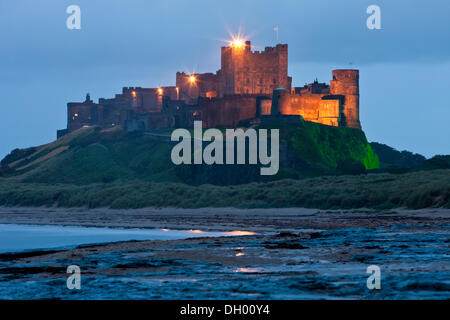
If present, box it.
[189,75,197,84]
[231,39,244,49]
[157,88,163,95]
[219,27,251,50]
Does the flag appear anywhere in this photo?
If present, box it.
[274,26,278,31]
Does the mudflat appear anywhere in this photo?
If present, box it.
[0,206,448,299]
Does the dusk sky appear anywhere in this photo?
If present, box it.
[0,0,449,159]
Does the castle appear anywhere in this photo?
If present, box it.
[57,40,360,138]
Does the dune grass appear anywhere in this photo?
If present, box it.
[0,169,448,210]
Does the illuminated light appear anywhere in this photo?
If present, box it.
[161,228,169,232]
[231,39,244,49]
[235,252,245,257]
[131,91,136,97]
[189,229,204,234]
[225,230,257,236]
[189,75,197,84]
[234,268,262,273]
[157,88,163,95]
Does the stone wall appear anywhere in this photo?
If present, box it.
[201,95,258,128]
[330,69,360,129]
[270,87,341,127]
[176,72,219,103]
[220,42,291,96]
[67,102,104,132]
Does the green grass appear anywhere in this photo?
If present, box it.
[0,169,448,209]
[284,121,379,170]
[3,122,446,210]
[2,122,379,185]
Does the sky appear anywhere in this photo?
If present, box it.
[0,0,449,159]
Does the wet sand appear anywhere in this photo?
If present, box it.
[0,206,448,232]
[0,206,449,299]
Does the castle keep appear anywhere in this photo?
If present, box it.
[58,40,360,137]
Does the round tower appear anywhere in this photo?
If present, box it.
[271,88,290,115]
[330,69,361,129]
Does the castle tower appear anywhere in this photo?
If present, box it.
[330,69,361,129]
[219,42,291,97]
[271,87,291,115]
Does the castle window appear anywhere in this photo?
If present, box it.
[273,79,276,84]
[246,78,250,84]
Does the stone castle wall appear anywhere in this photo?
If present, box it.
[220,42,291,96]
[330,70,360,129]
[176,72,219,103]
[201,95,258,128]
[60,43,362,137]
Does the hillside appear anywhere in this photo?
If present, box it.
[0,121,379,185]
[370,142,426,168]
[0,122,448,209]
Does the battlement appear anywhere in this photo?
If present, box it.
[221,42,287,54]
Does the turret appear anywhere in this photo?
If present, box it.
[330,69,361,129]
[271,88,290,115]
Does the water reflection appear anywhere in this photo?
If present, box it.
[234,267,263,273]
[225,231,257,236]
[0,224,259,253]
[188,229,204,234]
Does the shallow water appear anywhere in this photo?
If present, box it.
[0,224,253,253]
[0,222,448,299]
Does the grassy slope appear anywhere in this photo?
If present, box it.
[1,122,379,185]
[277,121,379,170]
[0,123,448,209]
[6,127,179,185]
